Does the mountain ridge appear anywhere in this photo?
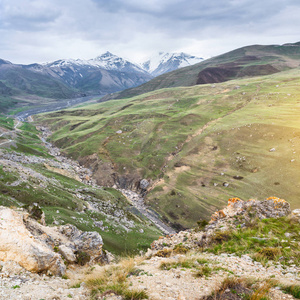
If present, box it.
[104,41,300,100]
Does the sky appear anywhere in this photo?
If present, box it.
[0,0,299,64]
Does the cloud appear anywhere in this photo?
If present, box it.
[0,0,299,64]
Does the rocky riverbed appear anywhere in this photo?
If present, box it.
[37,125,175,235]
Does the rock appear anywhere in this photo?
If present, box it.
[139,179,150,190]
[291,209,300,222]
[0,207,65,276]
[1,261,26,275]
[58,245,76,263]
[59,224,103,260]
[210,197,291,224]
[24,203,46,225]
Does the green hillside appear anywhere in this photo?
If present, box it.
[0,115,161,253]
[37,68,300,229]
[106,42,300,100]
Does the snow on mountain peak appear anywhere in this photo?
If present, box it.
[142,52,203,76]
[43,51,203,77]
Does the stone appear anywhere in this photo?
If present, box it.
[140,179,150,190]
[0,207,65,275]
[58,245,76,263]
[291,209,300,222]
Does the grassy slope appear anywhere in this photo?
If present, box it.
[107,42,300,100]
[37,68,300,228]
[0,116,161,254]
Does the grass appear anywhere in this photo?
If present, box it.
[0,115,162,255]
[159,256,215,278]
[280,284,300,298]
[201,277,273,300]
[86,258,148,299]
[207,216,300,266]
[36,68,300,228]
[204,277,300,300]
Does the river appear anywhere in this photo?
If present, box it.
[14,95,102,121]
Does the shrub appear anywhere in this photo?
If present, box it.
[154,249,172,257]
[211,230,231,244]
[76,251,91,266]
[173,244,189,254]
[257,247,281,260]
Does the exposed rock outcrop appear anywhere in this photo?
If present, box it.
[208,196,291,230]
[150,197,291,253]
[0,207,65,276]
[0,206,105,275]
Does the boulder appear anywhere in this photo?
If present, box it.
[291,209,300,223]
[140,179,150,190]
[58,245,76,263]
[0,207,65,275]
[210,197,291,224]
[58,224,103,260]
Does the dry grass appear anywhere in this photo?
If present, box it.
[84,257,148,299]
[201,277,276,300]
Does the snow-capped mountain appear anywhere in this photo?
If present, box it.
[142,52,203,77]
[44,52,147,74]
[31,52,152,95]
[1,51,204,100]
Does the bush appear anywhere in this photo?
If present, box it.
[211,230,231,244]
[154,249,172,257]
[257,247,281,260]
[173,244,189,254]
[76,251,91,265]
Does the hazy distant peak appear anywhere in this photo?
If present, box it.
[142,52,203,76]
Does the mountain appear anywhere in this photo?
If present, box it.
[142,52,203,76]
[0,60,77,113]
[105,42,300,100]
[0,52,153,112]
[26,52,152,96]
[0,51,205,113]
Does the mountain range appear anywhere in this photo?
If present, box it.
[0,51,202,112]
[106,42,300,100]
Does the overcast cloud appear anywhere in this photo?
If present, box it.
[0,0,299,64]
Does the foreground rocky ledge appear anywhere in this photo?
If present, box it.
[0,197,299,300]
[0,206,105,276]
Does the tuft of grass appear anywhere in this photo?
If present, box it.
[154,249,173,258]
[256,247,281,260]
[194,265,212,278]
[86,258,148,300]
[159,257,196,271]
[211,230,231,244]
[280,284,300,299]
[201,277,275,300]
[173,244,189,254]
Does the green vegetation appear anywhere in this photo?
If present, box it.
[0,115,161,255]
[207,216,300,266]
[37,67,300,228]
[201,277,273,300]
[281,284,300,299]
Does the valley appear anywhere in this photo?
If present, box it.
[0,116,163,254]
[1,41,300,299]
[36,67,300,229]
